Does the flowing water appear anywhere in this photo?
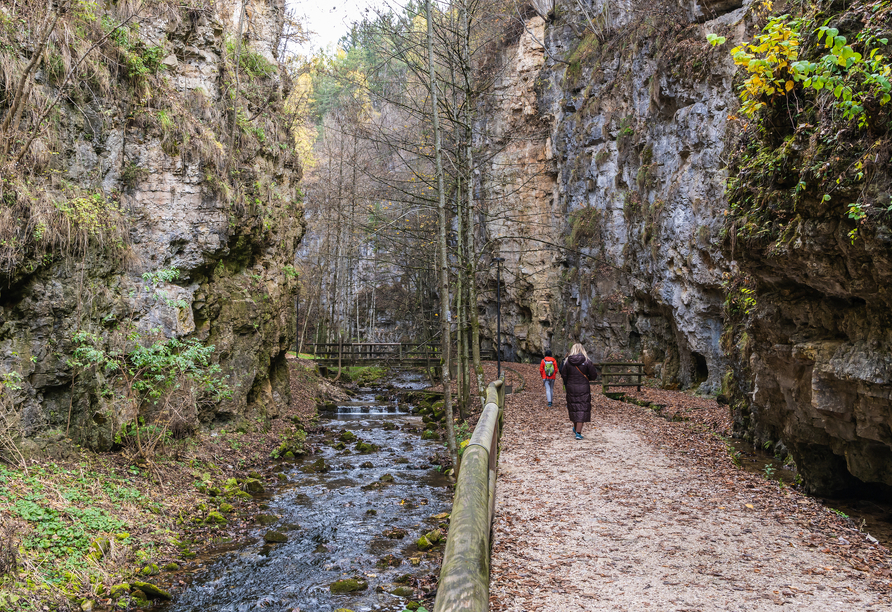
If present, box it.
[158,372,450,612]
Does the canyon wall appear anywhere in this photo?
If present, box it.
[0,0,303,453]
[480,0,892,496]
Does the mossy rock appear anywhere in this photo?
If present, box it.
[243,478,265,494]
[130,581,172,600]
[303,458,330,473]
[432,410,445,421]
[421,430,438,440]
[382,421,398,431]
[383,527,408,539]
[334,609,355,612]
[256,514,280,525]
[339,430,357,442]
[425,528,442,544]
[333,441,346,450]
[376,554,402,568]
[394,457,410,464]
[263,530,288,543]
[140,563,160,576]
[275,472,288,481]
[248,471,262,479]
[416,535,432,550]
[416,406,431,415]
[219,503,234,513]
[421,415,432,424]
[395,573,413,584]
[360,461,374,469]
[206,511,226,524]
[362,481,385,491]
[109,584,130,600]
[390,586,415,598]
[90,537,110,558]
[355,441,379,453]
[405,602,422,611]
[163,563,180,571]
[131,589,148,603]
[379,473,394,483]
[330,578,368,593]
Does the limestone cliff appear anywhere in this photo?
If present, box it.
[0,0,304,452]
[480,0,892,496]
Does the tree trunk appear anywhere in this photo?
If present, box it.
[425,0,458,469]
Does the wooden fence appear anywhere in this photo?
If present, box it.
[433,380,505,612]
[600,361,644,392]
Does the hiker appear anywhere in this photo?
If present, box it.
[539,349,559,407]
[559,343,600,440]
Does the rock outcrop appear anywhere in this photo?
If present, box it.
[0,0,303,451]
[479,0,892,495]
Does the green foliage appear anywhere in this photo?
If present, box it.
[706,33,727,46]
[13,499,125,560]
[101,16,164,80]
[71,330,232,407]
[829,507,849,519]
[731,15,803,117]
[732,14,892,126]
[722,273,757,317]
[54,194,122,239]
[283,265,299,279]
[227,40,276,78]
[763,463,776,479]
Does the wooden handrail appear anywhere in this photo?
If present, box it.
[434,380,503,612]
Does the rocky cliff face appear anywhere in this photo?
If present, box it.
[479,0,745,392]
[480,0,892,496]
[0,0,303,452]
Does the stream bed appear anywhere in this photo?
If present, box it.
[158,372,450,612]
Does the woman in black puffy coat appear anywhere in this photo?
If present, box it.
[559,343,600,440]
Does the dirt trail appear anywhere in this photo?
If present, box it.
[487,364,892,611]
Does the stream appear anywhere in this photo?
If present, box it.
[158,372,450,612]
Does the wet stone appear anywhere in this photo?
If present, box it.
[379,473,395,483]
[390,586,414,597]
[303,458,329,473]
[130,581,171,600]
[360,461,374,469]
[383,527,408,539]
[256,514,280,525]
[339,431,356,443]
[330,578,369,593]
[264,530,288,543]
[376,554,402,568]
[382,421,398,431]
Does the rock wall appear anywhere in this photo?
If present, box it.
[478,0,745,393]
[0,0,303,452]
[481,0,892,496]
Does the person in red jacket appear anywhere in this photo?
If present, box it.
[539,349,558,407]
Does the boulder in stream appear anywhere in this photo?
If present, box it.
[263,530,288,543]
[379,473,394,483]
[256,514,280,525]
[329,577,368,593]
[303,458,330,473]
[416,535,432,550]
[390,586,415,597]
[130,581,172,600]
[355,441,379,453]
[360,461,374,469]
[383,527,408,539]
[421,430,438,440]
[339,431,357,442]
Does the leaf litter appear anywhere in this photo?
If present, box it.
[487,363,892,611]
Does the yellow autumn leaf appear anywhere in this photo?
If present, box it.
[785,80,795,92]
[745,503,755,509]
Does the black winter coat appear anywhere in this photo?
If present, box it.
[560,354,600,422]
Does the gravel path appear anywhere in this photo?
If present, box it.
[488,364,892,611]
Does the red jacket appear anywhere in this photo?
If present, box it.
[540,357,558,380]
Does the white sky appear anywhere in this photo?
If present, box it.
[288,0,385,55]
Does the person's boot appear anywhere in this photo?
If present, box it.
[548,401,552,407]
